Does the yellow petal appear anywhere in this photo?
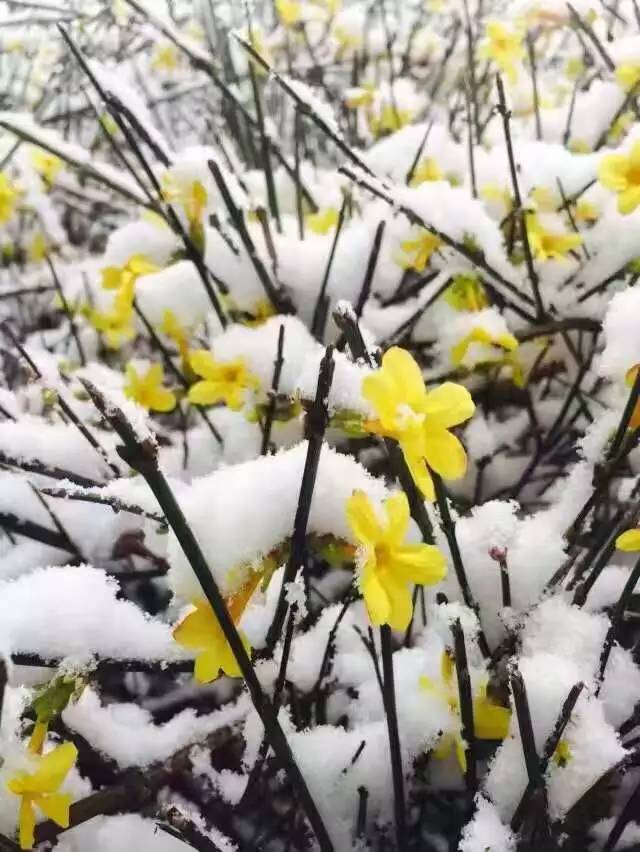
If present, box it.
[454,735,467,773]
[616,528,640,551]
[188,381,221,406]
[149,387,176,412]
[35,792,72,827]
[189,349,217,380]
[101,267,122,290]
[27,742,77,794]
[18,798,36,850]
[362,370,403,431]
[422,382,475,428]
[401,443,435,500]
[362,570,391,626]
[392,544,447,585]
[423,424,468,480]
[618,186,640,215]
[474,697,511,740]
[599,155,629,191]
[194,647,224,683]
[383,573,413,631]
[380,347,426,408]
[173,600,219,649]
[384,492,410,545]
[346,490,382,545]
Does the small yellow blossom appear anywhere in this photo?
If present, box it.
[569,138,591,154]
[443,275,488,312]
[173,574,259,682]
[420,651,510,772]
[530,186,556,212]
[399,229,442,272]
[188,350,259,410]
[306,207,339,234]
[160,310,189,360]
[27,232,48,264]
[525,213,582,261]
[616,62,640,91]
[124,363,176,412]
[409,157,443,187]
[616,525,640,551]
[344,85,374,108]
[244,299,277,327]
[31,149,62,187]
[101,254,158,291]
[609,111,635,145]
[369,104,415,138]
[565,57,584,79]
[276,0,301,26]
[451,327,523,386]
[574,199,599,223]
[151,42,180,72]
[346,490,446,630]
[7,742,77,849]
[0,172,20,224]
[480,21,525,84]
[624,363,640,430]
[162,176,207,235]
[554,738,572,766]
[599,141,640,215]
[481,183,513,216]
[362,347,475,499]
[89,280,136,350]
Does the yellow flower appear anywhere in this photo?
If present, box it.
[443,275,488,312]
[625,363,640,430]
[574,199,599,223]
[27,232,48,264]
[346,490,446,629]
[362,347,475,499]
[151,43,180,72]
[344,85,374,108]
[100,254,158,291]
[480,21,525,84]
[188,350,259,410]
[369,104,415,138]
[7,742,77,849]
[616,515,640,550]
[244,299,277,327]
[481,183,512,215]
[420,651,510,772]
[173,574,259,683]
[88,279,136,350]
[525,213,582,261]
[31,149,62,187]
[306,207,339,234]
[599,141,640,214]
[565,57,584,79]
[409,157,443,187]
[554,738,571,766]
[124,363,176,412]
[452,327,523,387]
[399,230,442,272]
[276,0,301,26]
[160,310,189,360]
[569,138,591,154]
[0,172,20,224]
[162,175,207,237]
[616,62,640,91]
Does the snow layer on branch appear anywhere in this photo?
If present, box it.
[168,441,389,601]
[136,260,212,327]
[64,689,249,768]
[0,565,184,663]
[54,815,197,852]
[103,219,178,268]
[459,796,516,852]
[598,284,640,378]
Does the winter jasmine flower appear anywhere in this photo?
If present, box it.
[346,489,446,629]
[30,149,62,187]
[409,157,443,187]
[369,104,415,138]
[344,85,375,108]
[100,254,159,292]
[124,363,176,412]
[173,574,260,682]
[420,651,510,772]
[451,327,522,385]
[615,62,640,91]
[599,141,640,214]
[306,207,339,234]
[188,350,259,410]
[162,175,208,237]
[362,347,475,499]
[616,526,640,551]
[0,171,20,224]
[525,213,582,261]
[443,275,488,312]
[7,742,77,849]
[480,22,525,84]
[151,42,180,72]
[160,310,190,361]
[399,229,442,272]
[276,0,301,26]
